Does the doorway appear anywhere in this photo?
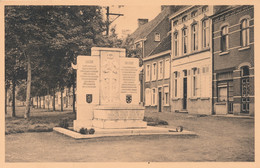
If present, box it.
[183,78,187,110]
[158,88,162,112]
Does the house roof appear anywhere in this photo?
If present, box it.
[130,6,187,43]
[149,33,171,56]
[129,8,170,42]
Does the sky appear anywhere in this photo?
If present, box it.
[103,5,161,38]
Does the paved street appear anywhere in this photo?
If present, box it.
[5,111,254,162]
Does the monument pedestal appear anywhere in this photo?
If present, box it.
[73,120,93,132]
[73,47,147,132]
[92,105,147,129]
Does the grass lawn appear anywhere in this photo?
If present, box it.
[5,106,254,162]
[5,106,76,134]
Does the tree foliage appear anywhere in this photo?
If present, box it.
[5,6,123,117]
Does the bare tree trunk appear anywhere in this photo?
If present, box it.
[11,78,16,117]
[47,90,50,111]
[24,54,31,119]
[61,89,63,112]
[52,91,55,111]
[5,87,7,114]
[66,88,68,108]
[72,76,76,114]
[36,96,38,108]
[43,96,45,109]
[39,96,41,109]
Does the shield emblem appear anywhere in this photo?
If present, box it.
[126,94,132,104]
[86,94,92,103]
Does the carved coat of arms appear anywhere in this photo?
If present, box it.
[126,94,132,104]
[86,94,92,103]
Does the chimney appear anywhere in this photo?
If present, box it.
[138,19,148,27]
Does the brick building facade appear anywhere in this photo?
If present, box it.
[212,5,254,116]
[144,34,171,112]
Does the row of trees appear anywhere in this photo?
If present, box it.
[5,6,130,118]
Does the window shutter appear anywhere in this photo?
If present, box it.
[155,88,158,105]
[187,73,191,98]
[179,75,182,98]
[197,68,202,97]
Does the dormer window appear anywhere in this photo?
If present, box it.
[182,15,187,22]
[191,10,198,17]
[154,32,160,41]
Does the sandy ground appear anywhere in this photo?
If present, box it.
[5,108,254,162]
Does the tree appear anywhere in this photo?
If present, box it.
[5,6,126,117]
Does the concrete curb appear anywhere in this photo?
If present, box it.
[53,126,197,139]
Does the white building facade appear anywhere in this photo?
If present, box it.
[170,6,214,114]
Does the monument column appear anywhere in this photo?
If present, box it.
[73,55,100,131]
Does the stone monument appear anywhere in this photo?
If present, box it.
[73,47,146,131]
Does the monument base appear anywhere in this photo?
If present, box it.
[92,105,146,129]
[73,120,93,132]
[92,119,147,129]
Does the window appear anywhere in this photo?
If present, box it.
[202,6,208,13]
[152,88,157,106]
[164,86,169,105]
[158,61,163,79]
[202,19,210,48]
[164,59,170,78]
[155,33,160,41]
[182,28,188,54]
[221,26,228,52]
[241,66,250,76]
[191,10,198,17]
[191,24,198,51]
[145,88,151,106]
[151,62,157,80]
[192,68,197,97]
[173,20,178,26]
[218,83,227,102]
[145,64,150,81]
[182,15,187,22]
[241,19,249,47]
[174,72,178,98]
[173,32,179,56]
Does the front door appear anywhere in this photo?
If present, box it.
[183,78,187,110]
[158,91,162,112]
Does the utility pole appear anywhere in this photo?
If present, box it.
[106,6,124,36]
